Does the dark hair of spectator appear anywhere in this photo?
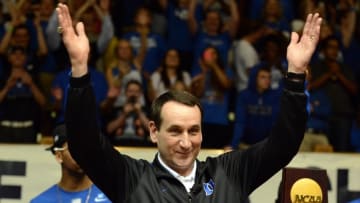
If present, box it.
[204,9,223,34]
[134,6,153,23]
[150,91,203,129]
[125,79,142,91]
[319,35,340,51]
[160,49,185,89]
[12,24,30,37]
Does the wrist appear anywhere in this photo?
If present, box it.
[71,64,88,78]
[285,72,306,82]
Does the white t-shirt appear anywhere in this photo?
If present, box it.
[233,39,259,92]
[150,71,191,97]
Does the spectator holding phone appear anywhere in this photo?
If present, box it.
[191,46,233,148]
[106,80,151,146]
[0,46,46,143]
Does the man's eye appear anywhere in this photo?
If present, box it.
[189,129,199,135]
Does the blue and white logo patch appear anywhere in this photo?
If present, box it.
[203,179,215,196]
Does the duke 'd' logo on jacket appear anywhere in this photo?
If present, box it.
[203,179,215,196]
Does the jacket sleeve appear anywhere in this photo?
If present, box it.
[220,75,308,196]
[65,73,144,202]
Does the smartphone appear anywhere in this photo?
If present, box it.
[203,49,214,62]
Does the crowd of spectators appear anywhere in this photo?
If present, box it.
[0,0,360,152]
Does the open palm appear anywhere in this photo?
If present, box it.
[287,13,322,73]
[57,3,90,77]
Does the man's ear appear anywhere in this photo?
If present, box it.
[54,151,63,164]
[148,121,158,143]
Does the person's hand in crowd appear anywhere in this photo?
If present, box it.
[5,73,18,90]
[56,3,89,77]
[51,87,63,101]
[287,13,322,74]
[133,101,142,113]
[107,86,120,99]
[20,71,34,87]
[123,103,135,115]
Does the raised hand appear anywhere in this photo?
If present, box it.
[56,3,89,77]
[287,13,322,74]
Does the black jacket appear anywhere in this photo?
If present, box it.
[65,73,307,203]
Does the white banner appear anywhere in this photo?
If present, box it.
[0,144,359,203]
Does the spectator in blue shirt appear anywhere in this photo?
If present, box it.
[229,66,281,150]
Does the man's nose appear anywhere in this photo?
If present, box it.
[179,134,191,149]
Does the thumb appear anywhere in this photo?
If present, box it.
[289,32,299,45]
[75,22,86,37]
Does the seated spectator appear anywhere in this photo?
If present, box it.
[0,46,46,143]
[105,39,143,108]
[188,0,239,76]
[248,0,294,23]
[148,49,191,101]
[157,0,202,71]
[309,35,357,152]
[228,66,281,150]
[191,46,233,148]
[0,23,47,75]
[106,80,151,146]
[51,67,108,124]
[260,0,291,37]
[73,0,114,69]
[30,124,111,203]
[123,6,166,78]
[252,33,288,90]
[299,68,332,152]
[233,20,271,92]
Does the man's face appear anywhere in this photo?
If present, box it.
[149,101,202,176]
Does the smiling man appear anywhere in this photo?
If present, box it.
[56,2,322,203]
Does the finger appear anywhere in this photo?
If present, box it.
[289,32,299,46]
[75,22,86,38]
[302,13,313,37]
[313,15,322,43]
[60,3,73,34]
[309,13,319,35]
[57,3,74,36]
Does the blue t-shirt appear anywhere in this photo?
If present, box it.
[39,20,57,73]
[199,67,234,125]
[30,184,111,203]
[248,0,294,22]
[51,68,108,123]
[192,32,232,76]
[306,89,331,132]
[165,3,202,52]
[348,199,360,203]
[123,32,166,75]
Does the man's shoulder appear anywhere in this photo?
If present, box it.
[30,184,57,203]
